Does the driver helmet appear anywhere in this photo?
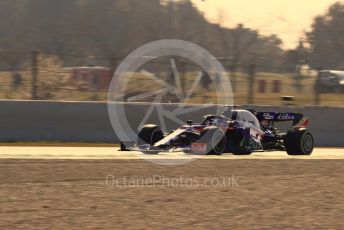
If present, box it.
[260,119,272,129]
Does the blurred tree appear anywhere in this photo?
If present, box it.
[24,0,79,56]
[0,0,29,70]
[307,2,344,69]
[0,0,287,72]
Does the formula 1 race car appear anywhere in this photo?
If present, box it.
[121,108,314,156]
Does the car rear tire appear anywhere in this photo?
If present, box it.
[137,125,164,154]
[284,129,314,155]
[199,127,226,155]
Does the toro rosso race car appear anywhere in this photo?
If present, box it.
[121,108,314,156]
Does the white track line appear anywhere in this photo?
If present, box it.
[0,147,343,160]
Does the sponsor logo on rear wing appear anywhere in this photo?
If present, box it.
[256,112,306,126]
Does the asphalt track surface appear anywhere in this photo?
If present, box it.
[0,146,343,159]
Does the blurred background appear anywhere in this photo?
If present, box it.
[0,0,344,106]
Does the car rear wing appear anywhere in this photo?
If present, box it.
[255,112,310,127]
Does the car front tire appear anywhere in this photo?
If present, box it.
[199,127,226,155]
[137,124,164,154]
